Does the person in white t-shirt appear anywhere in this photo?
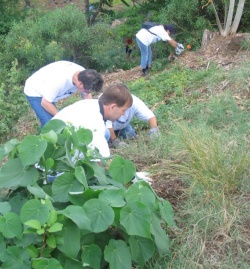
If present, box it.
[106,94,159,148]
[52,83,133,157]
[24,61,104,128]
[135,24,184,75]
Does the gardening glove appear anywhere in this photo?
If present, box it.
[175,43,184,55]
[148,127,159,139]
[110,138,128,148]
[132,172,153,185]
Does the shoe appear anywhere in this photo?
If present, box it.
[142,68,147,76]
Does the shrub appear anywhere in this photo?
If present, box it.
[0,120,175,269]
[0,60,29,143]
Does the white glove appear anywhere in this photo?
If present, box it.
[175,43,184,55]
[148,127,159,139]
[110,138,128,148]
[132,172,153,185]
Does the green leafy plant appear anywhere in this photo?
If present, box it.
[0,120,175,269]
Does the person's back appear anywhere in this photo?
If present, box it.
[52,99,109,157]
[24,61,84,102]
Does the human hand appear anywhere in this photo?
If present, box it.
[110,138,128,148]
[148,127,159,139]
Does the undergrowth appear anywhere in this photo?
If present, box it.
[118,60,250,268]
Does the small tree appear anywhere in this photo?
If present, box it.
[203,0,246,36]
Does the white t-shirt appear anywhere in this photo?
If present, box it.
[136,25,171,46]
[52,99,110,158]
[24,61,85,102]
[106,95,155,130]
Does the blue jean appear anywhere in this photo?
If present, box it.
[25,96,56,129]
[136,37,152,69]
[105,128,111,141]
[115,124,136,139]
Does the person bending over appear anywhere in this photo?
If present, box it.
[106,94,159,148]
[24,60,104,128]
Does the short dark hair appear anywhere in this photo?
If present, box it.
[78,69,103,93]
[163,24,176,35]
[99,83,133,107]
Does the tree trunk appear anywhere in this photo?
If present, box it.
[222,0,235,36]
[210,0,246,37]
[231,0,246,33]
[201,29,217,47]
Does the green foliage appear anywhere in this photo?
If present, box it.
[0,0,27,35]
[0,120,175,268]
[0,60,29,143]
[172,124,250,194]
[0,5,88,76]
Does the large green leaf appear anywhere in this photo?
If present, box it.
[126,182,156,209]
[0,246,31,269]
[75,166,88,190]
[150,213,170,256]
[109,156,136,184]
[58,254,83,269]
[57,219,80,258]
[52,172,84,202]
[68,188,101,206]
[8,194,28,215]
[20,199,50,225]
[77,161,95,180]
[159,200,176,228]
[104,239,131,269]
[83,199,114,233]
[0,212,22,239]
[129,236,155,267]
[33,258,63,269]
[81,244,102,269]
[0,234,6,252]
[43,143,66,160]
[41,119,66,134]
[40,130,58,144]
[17,136,47,166]
[120,201,151,238]
[76,128,93,145]
[61,205,91,230]
[0,159,38,188]
[90,162,109,185]
[99,189,126,207]
[27,184,52,199]
[0,138,19,161]
[0,201,11,214]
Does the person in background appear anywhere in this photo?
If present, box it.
[24,60,103,128]
[135,24,184,75]
[52,83,133,157]
[106,94,159,148]
[125,37,134,59]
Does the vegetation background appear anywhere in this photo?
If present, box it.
[0,0,250,268]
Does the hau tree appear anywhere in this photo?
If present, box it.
[203,0,246,36]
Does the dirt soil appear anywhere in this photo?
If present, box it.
[102,32,250,86]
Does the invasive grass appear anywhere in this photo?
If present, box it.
[171,124,250,195]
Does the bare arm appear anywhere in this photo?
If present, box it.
[148,117,158,129]
[41,97,58,116]
[109,128,117,141]
[168,38,178,48]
